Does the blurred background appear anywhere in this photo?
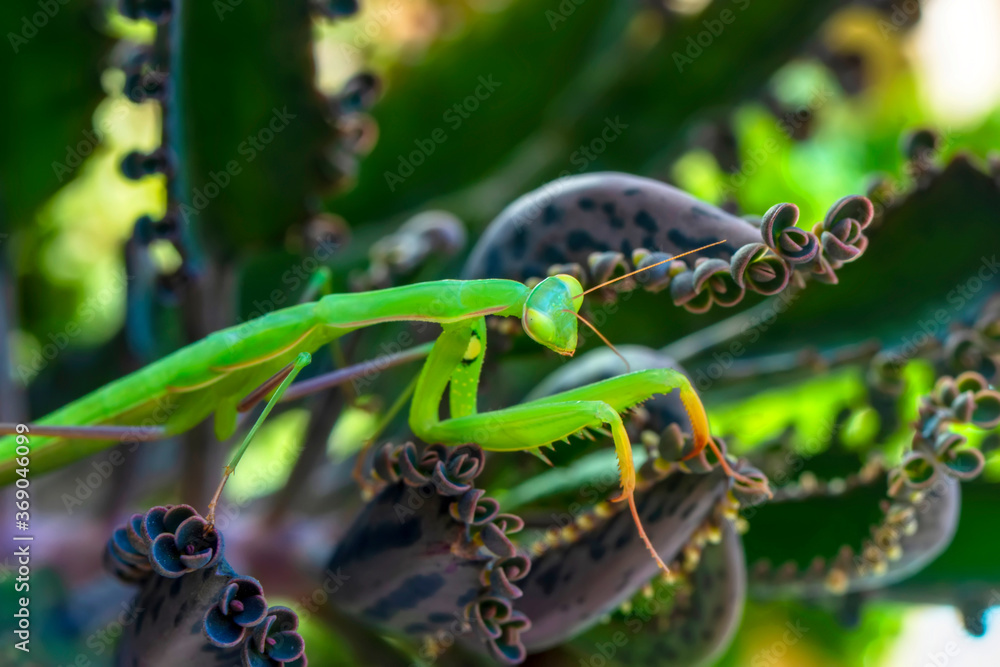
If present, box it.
[2,0,1000,665]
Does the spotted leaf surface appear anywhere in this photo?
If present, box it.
[518,467,731,652]
[572,522,746,667]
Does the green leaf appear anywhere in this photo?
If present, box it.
[171,0,336,257]
[0,0,111,230]
[328,0,619,225]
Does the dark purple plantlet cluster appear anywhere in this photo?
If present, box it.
[244,607,307,667]
[330,443,532,664]
[105,504,307,667]
[205,577,269,648]
[145,505,223,577]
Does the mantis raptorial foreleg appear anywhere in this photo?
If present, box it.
[407,326,739,570]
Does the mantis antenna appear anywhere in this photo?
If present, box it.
[563,240,729,372]
[564,309,631,372]
[578,239,728,297]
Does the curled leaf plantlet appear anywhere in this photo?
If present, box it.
[0,242,749,573]
[464,173,873,311]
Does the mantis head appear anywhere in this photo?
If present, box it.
[521,275,584,356]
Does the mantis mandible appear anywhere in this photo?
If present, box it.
[0,240,767,571]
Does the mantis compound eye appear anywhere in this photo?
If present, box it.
[522,276,581,355]
[553,274,584,312]
[523,308,557,347]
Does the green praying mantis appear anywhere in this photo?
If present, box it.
[0,240,769,571]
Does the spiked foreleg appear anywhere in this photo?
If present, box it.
[527,368,712,453]
[415,367,770,571]
[416,396,665,570]
[527,368,770,494]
